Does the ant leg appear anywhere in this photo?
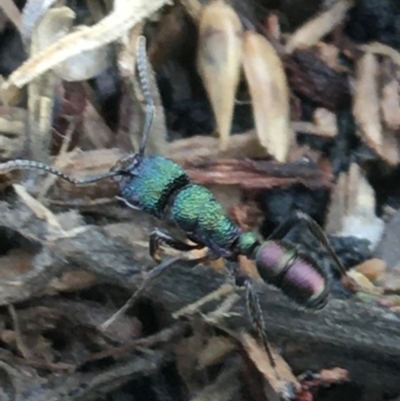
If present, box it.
[244,277,276,368]
[224,260,276,369]
[267,211,347,278]
[266,216,297,241]
[101,254,209,330]
[292,211,348,278]
[149,229,205,262]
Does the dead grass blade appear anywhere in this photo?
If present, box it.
[197,1,243,150]
[243,32,292,162]
[286,0,355,53]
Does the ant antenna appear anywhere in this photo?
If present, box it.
[0,39,155,185]
[136,36,155,157]
[0,159,119,184]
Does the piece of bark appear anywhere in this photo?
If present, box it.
[0,349,170,401]
[0,200,399,400]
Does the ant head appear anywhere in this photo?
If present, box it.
[109,152,142,183]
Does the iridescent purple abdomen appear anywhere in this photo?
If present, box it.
[255,240,329,309]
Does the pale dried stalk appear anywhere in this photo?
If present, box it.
[360,42,400,68]
[3,0,170,89]
[286,0,355,53]
[13,184,66,237]
[0,0,22,33]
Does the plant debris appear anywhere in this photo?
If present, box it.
[0,1,399,400]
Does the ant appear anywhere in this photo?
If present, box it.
[0,36,354,369]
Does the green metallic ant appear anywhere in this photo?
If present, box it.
[0,36,351,369]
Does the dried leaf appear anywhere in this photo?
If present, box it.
[34,7,112,82]
[21,0,58,42]
[325,163,384,247]
[243,31,293,162]
[355,258,386,284]
[197,0,243,150]
[353,53,400,165]
[241,333,300,399]
[347,270,382,296]
[3,0,170,90]
[33,5,75,53]
[54,36,111,82]
[286,0,355,53]
[33,3,112,82]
